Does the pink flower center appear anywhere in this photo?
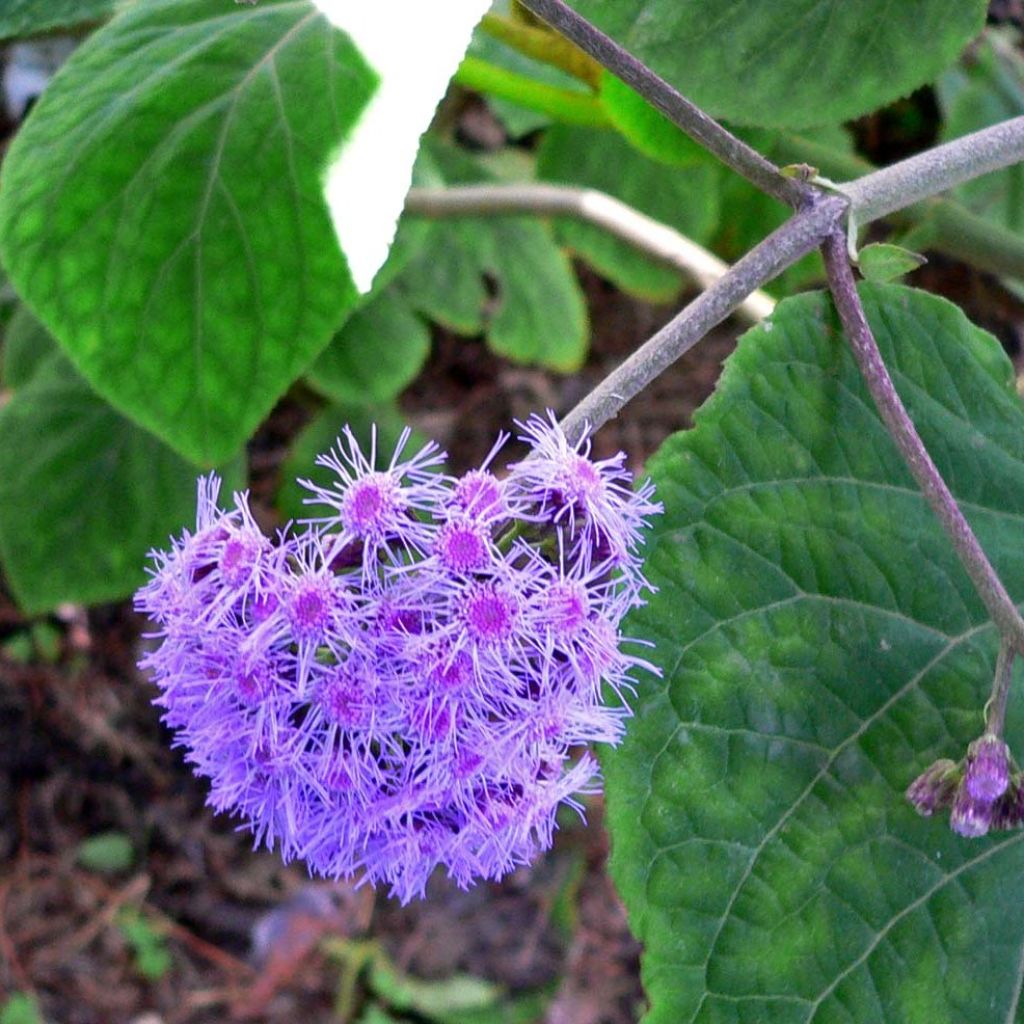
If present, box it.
[287,577,334,639]
[341,473,403,538]
[234,664,267,702]
[435,519,490,573]
[319,672,369,729]
[561,454,604,503]
[464,584,519,644]
[318,658,379,729]
[428,649,474,691]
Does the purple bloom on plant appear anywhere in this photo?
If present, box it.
[136,414,661,903]
[963,733,1011,804]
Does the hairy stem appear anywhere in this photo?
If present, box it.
[515,0,810,209]
[842,117,1024,224]
[986,639,1016,738]
[821,230,1024,654]
[405,183,776,323]
[558,195,847,441]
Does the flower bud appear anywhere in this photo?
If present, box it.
[950,786,993,838]
[906,758,960,816]
[964,733,1011,803]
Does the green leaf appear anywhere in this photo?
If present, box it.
[441,989,554,1024]
[857,242,927,283]
[398,143,588,371]
[118,908,171,980]
[537,124,719,302]
[277,400,414,523]
[30,621,61,662]
[0,343,243,612]
[306,287,430,405]
[599,72,707,166]
[606,284,1024,1022]
[939,37,1024,238]
[568,0,986,129]
[0,0,379,465]
[0,0,118,39]
[77,831,135,874]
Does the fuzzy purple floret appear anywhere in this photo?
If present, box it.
[963,733,1011,804]
[136,415,662,903]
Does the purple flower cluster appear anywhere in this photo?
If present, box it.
[906,732,1022,837]
[137,414,661,902]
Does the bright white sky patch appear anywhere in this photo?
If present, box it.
[314,0,491,293]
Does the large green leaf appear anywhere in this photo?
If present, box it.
[0,0,119,39]
[607,284,1024,1022]
[398,143,588,371]
[0,0,379,465]
[537,124,719,301]
[0,336,243,612]
[569,0,986,129]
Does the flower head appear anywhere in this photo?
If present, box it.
[137,414,660,903]
[300,424,449,564]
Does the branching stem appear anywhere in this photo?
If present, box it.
[557,195,847,442]
[515,0,811,209]
[538,115,1024,435]
[821,230,1024,655]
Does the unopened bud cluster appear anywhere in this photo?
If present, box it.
[136,414,661,902]
[906,733,1022,837]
